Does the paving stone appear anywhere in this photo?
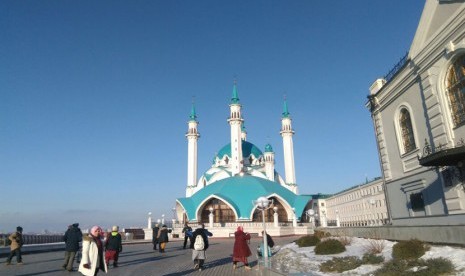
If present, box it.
[0,236,296,275]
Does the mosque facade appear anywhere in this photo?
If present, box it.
[174,83,313,234]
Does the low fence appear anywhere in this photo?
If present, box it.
[0,234,63,246]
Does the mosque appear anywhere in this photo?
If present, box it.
[173,83,313,237]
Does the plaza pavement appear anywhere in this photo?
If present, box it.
[0,236,298,276]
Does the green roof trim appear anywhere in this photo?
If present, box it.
[231,82,240,104]
[264,143,273,153]
[177,176,312,221]
[189,103,197,121]
[282,99,290,118]
[217,140,263,159]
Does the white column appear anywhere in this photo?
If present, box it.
[273,207,279,227]
[292,208,297,227]
[161,214,165,225]
[209,207,214,228]
[147,212,152,229]
[336,210,340,227]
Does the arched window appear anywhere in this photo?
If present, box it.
[201,198,236,223]
[446,55,465,126]
[399,108,416,153]
[252,197,288,222]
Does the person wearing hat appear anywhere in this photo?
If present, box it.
[62,223,82,271]
[6,226,23,265]
[78,226,108,276]
[156,224,170,253]
[105,226,122,268]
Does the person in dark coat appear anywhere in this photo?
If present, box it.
[156,225,169,253]
[190,223,209,271]
[105,225,122,268]
[6,226,24,265]
[257,230,274,257]
[181,223,193,249]
[152,224,160,250]
[232,226,251,270]
[62,223,82,271]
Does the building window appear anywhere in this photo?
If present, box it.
[410,192,425,211]
[399,108,416,153]
[446,54,465,126]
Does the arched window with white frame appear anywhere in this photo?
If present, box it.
[399,108,416,153]
[446,54,465,127]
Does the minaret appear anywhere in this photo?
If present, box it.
[227,81,243,176]
[280,98,298,193]
[186,102,200,197]
[241,123,247,141]
[264,143,275,181]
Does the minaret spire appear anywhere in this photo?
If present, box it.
[227,80,243,176]
[280,96,298,193]
[186,99,200,197]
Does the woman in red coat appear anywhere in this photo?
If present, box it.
[232,226,252,270]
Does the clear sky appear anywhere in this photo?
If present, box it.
[1,1,425,233]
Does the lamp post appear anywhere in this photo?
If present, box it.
[161,214,165,225]
[209,206,214,228]
[253,196,272,268]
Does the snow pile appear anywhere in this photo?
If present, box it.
[272,237,465,276]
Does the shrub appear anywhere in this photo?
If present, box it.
[361,253,384,264]
[295,235,320,247]
[314,239,345,255]
[392,239,426,260]
[363,238,386,254]
[420,257,454,275]
[373,257,454,276]
[320,256,362,273]
[337,235,352,246]
[314,230,330,239]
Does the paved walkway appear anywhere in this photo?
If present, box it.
[0,236,297,276]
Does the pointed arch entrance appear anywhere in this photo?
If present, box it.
[200,198,236,223]
[252,196,289,222]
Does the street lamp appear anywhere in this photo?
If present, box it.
[253,196,272,268]
[161,214,165,225]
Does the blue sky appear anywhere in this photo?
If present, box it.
[1,1,424,233]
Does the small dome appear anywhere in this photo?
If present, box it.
[217,140,263,159]
[264,143,273,153]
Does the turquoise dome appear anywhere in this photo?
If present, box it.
[264,143,273,153]
[217,140,263,159]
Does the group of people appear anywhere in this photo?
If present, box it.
[5,223,274,273]
[177,222,273,271]
[76,225,123,275]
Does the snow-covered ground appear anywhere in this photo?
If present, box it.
[270,237,465,275]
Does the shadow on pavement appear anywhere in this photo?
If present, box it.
[16,269,64,276]
[118,254,182,267]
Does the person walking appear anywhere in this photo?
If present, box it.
[157,224,169,253]
[78,226,108,276]
[62,223,82,271]
[181,223,192,249]
[232,226,252,270]
[257,230,274,257]
[105,226,122,268]
[191,222,209,271]
[5,226,24,265]
[152,224,160,250]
